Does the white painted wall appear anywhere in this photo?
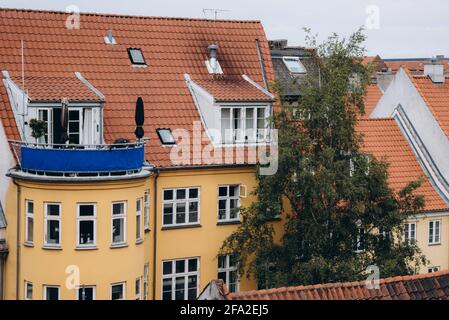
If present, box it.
[0,108,15,214]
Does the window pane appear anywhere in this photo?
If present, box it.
[27,217,34,242]
[221,108,231,143]
[112,218,124,243]
[218,256,226,269]
[163,204,173,225]
[47,220,60,244]
[79,205,94,216]
[176,260,185,273]
[188,202,198,223]
[175,277,185,300]
[136,215,141,239]
[47,204,60,216]
[78,287,94,300]
[46,287,59,300]
[113,203,124,215]
[27,201,34,214]
[164,190,174,201]
[163,261,172,275]
[219,186,228,197]
[229,185,238,197]
[188,258,198,272]
[162,278,172,300]
[136,199,142,212]
[79,220,94,245]
[187,276,197,300]
[218,272,226,282]
[111,284,123,300]
[176,189,186,200]
[176,203,186,224]
[26,283,33,300]
[218,200,227,220]
[189,188,198,199]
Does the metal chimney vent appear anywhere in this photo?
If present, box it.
[104,29,116,45]
[424,58,445,83]
[205,44,223,74]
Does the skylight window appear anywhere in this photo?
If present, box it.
[128,48,146,65]
[283,57,306,74]
[156,129,176,145]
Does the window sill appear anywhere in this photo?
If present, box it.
[110,243,129,249]
[217,220,241,226]
[23,242,34,248]
[144,228,151,233]
[75,246,98,251]
[161,224,202,231]
[428,242,441,247]
[42,245,62,250]
[136,239,144,245]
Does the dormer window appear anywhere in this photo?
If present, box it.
[283,57,306,74]
[128,48,146,66]
[156,128,176,145]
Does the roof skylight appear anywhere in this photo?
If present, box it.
[128,48,146,65]
[283,57,307,74]
[156,128,176,145]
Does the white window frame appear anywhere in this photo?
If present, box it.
[110,282,126,300]
[218,255,240,293]
[428,220,441,245]
[77,285,96,300]
[217,185,241,222]
[143,263,149,300]
[68,108,82,145]
[220,106,269,145]
[404,222,417,245]
[161,257,200,300]
[76,203,97,248]
[354,227,366,253]
[162,187,200,227]
[136,198,143,242]
[44,202,61,247]
[24,281,33,300]
[111,201,127,245]
[25,200,34,244]
[43,285,60,300]
[144,190,150,231]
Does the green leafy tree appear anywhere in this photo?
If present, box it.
[221,29,427,288]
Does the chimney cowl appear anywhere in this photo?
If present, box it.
[206,44,222,74]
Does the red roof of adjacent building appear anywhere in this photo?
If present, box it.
[226,269,449,300]
[385,59,449,75]
[11,75,103,102]
[0,8,275,167]
[360,83,383,119]
[357,118,448,212]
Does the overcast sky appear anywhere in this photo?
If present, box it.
[1,0,448,58]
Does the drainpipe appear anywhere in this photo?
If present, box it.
[13,180,21,300]
[151,169,160,300]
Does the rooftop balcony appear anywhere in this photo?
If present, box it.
[8,141,149,180]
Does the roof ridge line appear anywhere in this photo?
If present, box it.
[0,7,261,24]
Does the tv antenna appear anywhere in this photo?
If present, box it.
[202,8,230,20]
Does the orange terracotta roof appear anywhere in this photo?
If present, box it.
[385,60,449,75]
[403,71,449,141]
[357,118,448,212]
[227,269,449,300]
[194,78,273,102]
[0,8,275,167]
[360,83,383,119]
[11,76,102,102]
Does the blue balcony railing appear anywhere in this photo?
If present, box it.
[9,141,145,174]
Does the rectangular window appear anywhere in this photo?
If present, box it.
[143,264,149,300]
[218,255,239,293]
[218,185,240,222]
[221,107,267,144]
[44,203,61,246]
[77,204,96,247]
[37,109,51,144]
[162,258,199,300]
[135,277,142,300]
[283,56,307,74]
[136,198,143,242]
[112,202,127,245]
[429,220,441,245]
[25,281,33,300]
[25,200,34,244]
[404,222,416,245]
[144,190,150,230]
[162,188,200,227]
[111,282,125,300]
[44,286,60,300]
[77,286,96,300]
[68,109,81,144]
